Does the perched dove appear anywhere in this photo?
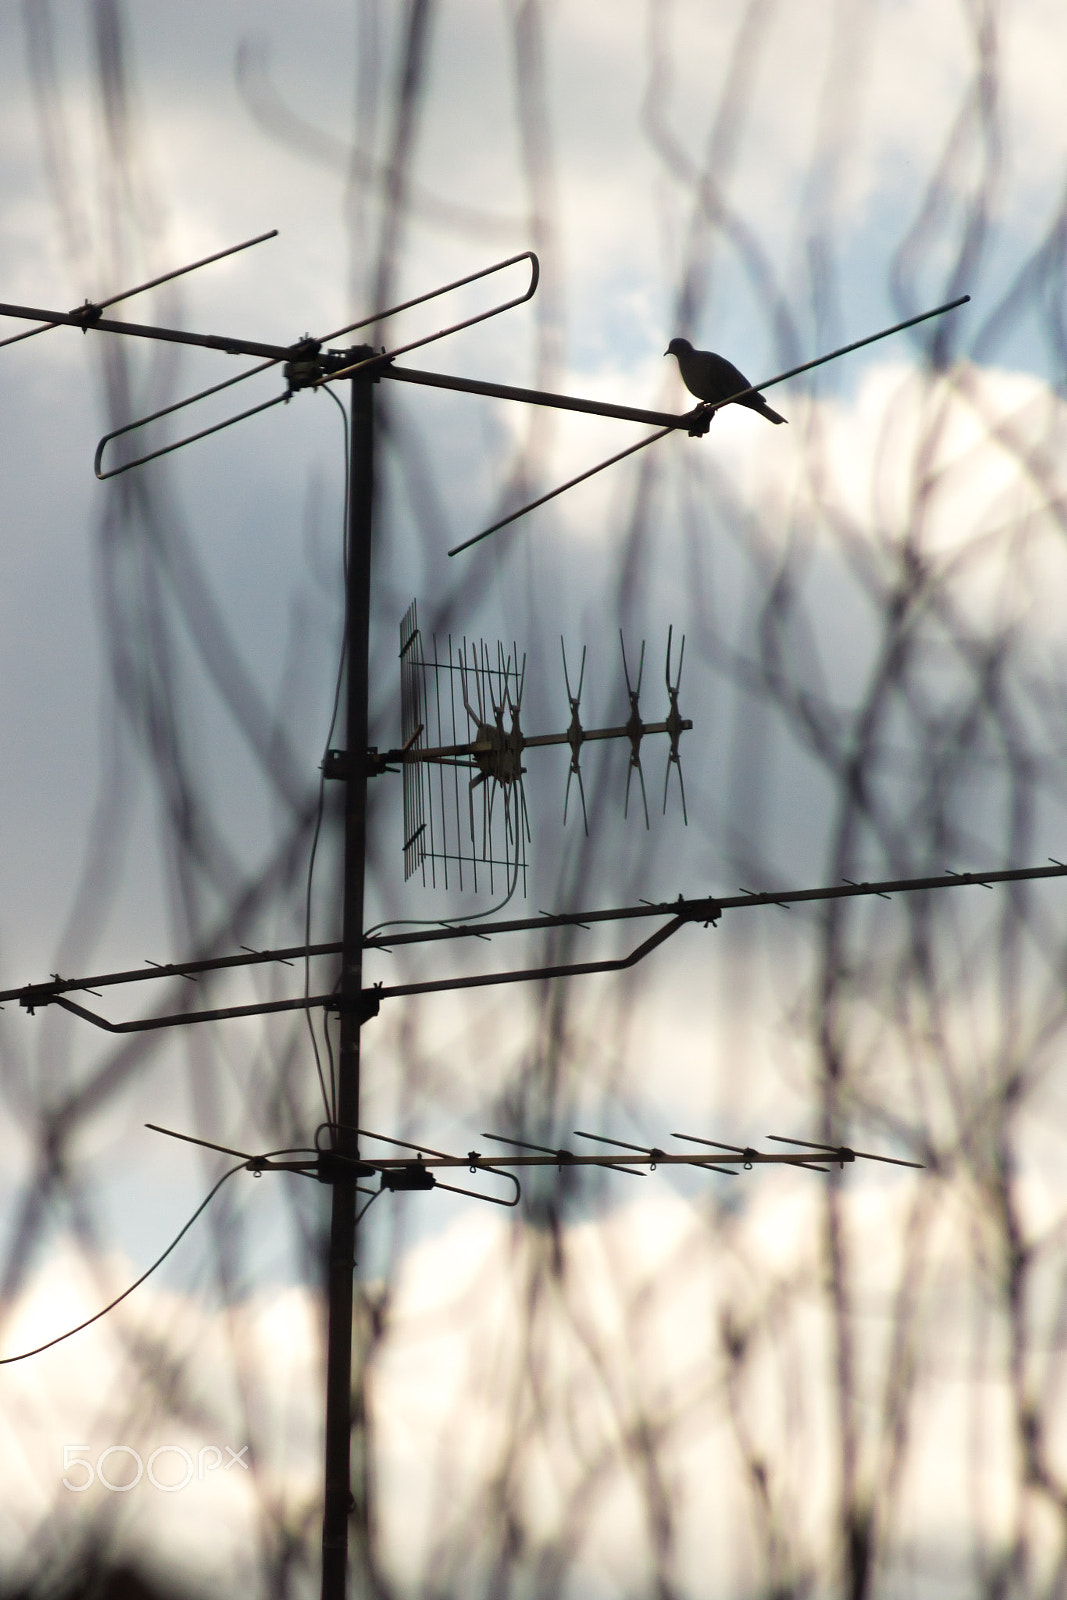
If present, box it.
[665,337,787,424]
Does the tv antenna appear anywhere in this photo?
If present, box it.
[0,235,1059,1600]
[142,1117,925,1200]
[378,604,691,893]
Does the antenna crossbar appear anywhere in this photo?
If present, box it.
[0,940,343,1004]
[146,1120,923,1189]
[376,715,692,766]
[6,860,1066,1031]
[377,362,696,430]
[368,859,1067,948]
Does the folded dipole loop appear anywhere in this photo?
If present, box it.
[435,1170,522,1207]
[313,250,539,385]
[317,249,539,347]
[663,626,688,824]
[621,635,650,828]
[94,359,284,479]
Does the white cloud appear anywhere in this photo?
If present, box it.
[0,1164,1022,1594]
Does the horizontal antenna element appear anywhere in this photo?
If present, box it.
[7,859,1067,1032]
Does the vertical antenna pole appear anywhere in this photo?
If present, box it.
[321,359,375,1600]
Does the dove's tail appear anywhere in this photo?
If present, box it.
[745,392,787,425]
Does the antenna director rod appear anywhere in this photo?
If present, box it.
[0,229,279,351]
[448,294,973,554]
[90,229,279,310]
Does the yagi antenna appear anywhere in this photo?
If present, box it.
[146,1119,920,1217]
[11,860,1067,1038]
[0,228,278,352]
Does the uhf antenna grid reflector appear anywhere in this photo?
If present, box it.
[400,605,529,895]
[395,599,696,895]
[400,601,428,880]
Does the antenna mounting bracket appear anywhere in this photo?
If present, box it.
[287,343,384,392]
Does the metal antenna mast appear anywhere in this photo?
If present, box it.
[321,353,373,1593]
[0,240,1055,1600]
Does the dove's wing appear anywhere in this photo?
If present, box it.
[677,348,750,403]
[683,349,787,422]
[702,352,751,398]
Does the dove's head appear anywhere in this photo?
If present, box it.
[665,337,693,358]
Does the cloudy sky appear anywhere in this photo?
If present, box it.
[3,2,1067,1596]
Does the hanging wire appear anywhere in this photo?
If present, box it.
[322,1004,339,1124]
[356,1187,386,1226]
[362,842,523,940]
[0,1162,247,1365]
[303,384,351,1125]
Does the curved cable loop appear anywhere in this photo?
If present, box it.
[314,251,540,385]
[435,1170,522,1207]
[362,837,522,940]
[356,1188,386,1225]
